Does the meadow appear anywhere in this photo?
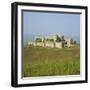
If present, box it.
[23,45,80,77]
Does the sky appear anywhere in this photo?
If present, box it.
[23,11,80,44]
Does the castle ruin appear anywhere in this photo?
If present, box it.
[28,34,76,48]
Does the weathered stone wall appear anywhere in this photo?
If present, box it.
[45,42,55,48]
[55,42,63,48]
[33,42,45,47]
[30,35,76,48]
[33,42,64,48]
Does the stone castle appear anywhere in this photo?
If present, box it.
[27,34,76,48]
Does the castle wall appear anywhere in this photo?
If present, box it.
[45,42,55,48]
[31,35,76,48]
[33,42,45,47]
[55,42,63,48]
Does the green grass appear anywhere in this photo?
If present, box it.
[23,45,80,77]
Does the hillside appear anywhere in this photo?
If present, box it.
[23,45,80,77]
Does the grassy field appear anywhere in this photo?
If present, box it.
[23,45,80,77]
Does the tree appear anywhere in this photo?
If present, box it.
[56,34,61,42]
[73,40,76,44]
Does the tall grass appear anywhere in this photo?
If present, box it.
[23,45,80,77]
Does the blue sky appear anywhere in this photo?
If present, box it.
[23,11,80,44]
